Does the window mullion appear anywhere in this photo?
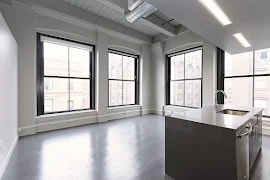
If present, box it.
[122,55,124,106]
[252,50,255,107]
[68,47,71,111]
[183,53,186,106]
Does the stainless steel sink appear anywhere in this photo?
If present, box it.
[217,109,249,116]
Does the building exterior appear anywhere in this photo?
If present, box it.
[44,42,90,113]
[170,49,202,107]
[224,48,270,116]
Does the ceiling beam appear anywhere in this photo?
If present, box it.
[98,0,177,37]
[153,25,190,43]
[140,14,176,37]
[17,0,152,44]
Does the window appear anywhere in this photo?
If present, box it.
[67,100,74,110]
[44,99,53,112]
[67,80,74,91]
[37,34,95,115]
[44,78,53,90]
[166,47,202,108]
[108,50,139,107]
[219,48,270,117]
[260,51,267,59]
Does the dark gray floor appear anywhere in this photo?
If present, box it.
[1,115,270,180]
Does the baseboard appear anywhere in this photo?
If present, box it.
[151,109,164,116]
[35,116,98,133]
[18,126,36,137]
[19,109,156,136]
[0,136,18,179]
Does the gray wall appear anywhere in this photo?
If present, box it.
[0,12,18,177]
[0,1,153,136]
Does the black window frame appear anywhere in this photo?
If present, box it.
[217,48,270,118]
[108,49,139,107]
[37,33,95,116]
[166,46,203,108]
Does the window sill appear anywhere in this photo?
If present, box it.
[263,117,270,122]
[108,105,141,112]
[36,109,98,123]
[164,105,194,111]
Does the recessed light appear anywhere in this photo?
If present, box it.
[233,33,251,48]
[198,0,232,26]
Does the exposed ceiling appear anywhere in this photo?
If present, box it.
[61,0,181,37]
[145,0,270,54]
[154,11,181,27]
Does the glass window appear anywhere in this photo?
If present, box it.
[167,48,202,108]
[44,78,53,91]
[37,34,95,115]
[44,99,53,112]
[67,100,74,110]
[225,51,253,77]
[255,48,270,75]
[224,49,270,117]
[108,51,138,107]
[224,78,253,107]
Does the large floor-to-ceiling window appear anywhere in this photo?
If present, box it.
[37,34,95,115]
[166,47,202,108]
[222,48,270,117]
[108,50,139,107]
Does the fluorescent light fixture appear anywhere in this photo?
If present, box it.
[198,0,232,26]
[233,33,251,48]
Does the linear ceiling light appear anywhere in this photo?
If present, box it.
[233,33,251,48]
[198,0,232,26]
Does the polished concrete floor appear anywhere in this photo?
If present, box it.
[1,115,270,180]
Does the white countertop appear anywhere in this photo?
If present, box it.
[166,105,263,130]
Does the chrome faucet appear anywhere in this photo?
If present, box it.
[215,90,227,108]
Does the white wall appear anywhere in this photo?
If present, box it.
[0,12,18,178]
[151,31,217,115]
[0,1,153,136]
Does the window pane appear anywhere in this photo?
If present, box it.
[185,50,202,79]
[44,78,69,112]
[123,81,135,105]
[170,81,184,106]
[225,51,253,77]
[69,47,90,78]
[224,78,253,107]
[255,48,270,75]
[69,79,90,110]
[171,55,184,80]
[254,76,270,115]
[109,80,122,106]
[109,53,122,79]
[44,42,68,77]
[44,99,53,112]
[184,80,201,107]
[123,56,135,80]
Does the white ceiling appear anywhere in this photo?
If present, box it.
[146,0,270,54]
[61,0,180,37]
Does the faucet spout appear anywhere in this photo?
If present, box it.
[215,90,227,108]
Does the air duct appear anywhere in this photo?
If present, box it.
[125,1,157,23]
[128,0,143,11]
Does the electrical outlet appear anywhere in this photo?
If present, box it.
[0,140,3,150]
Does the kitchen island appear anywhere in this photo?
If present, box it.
[165,105,263,180]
